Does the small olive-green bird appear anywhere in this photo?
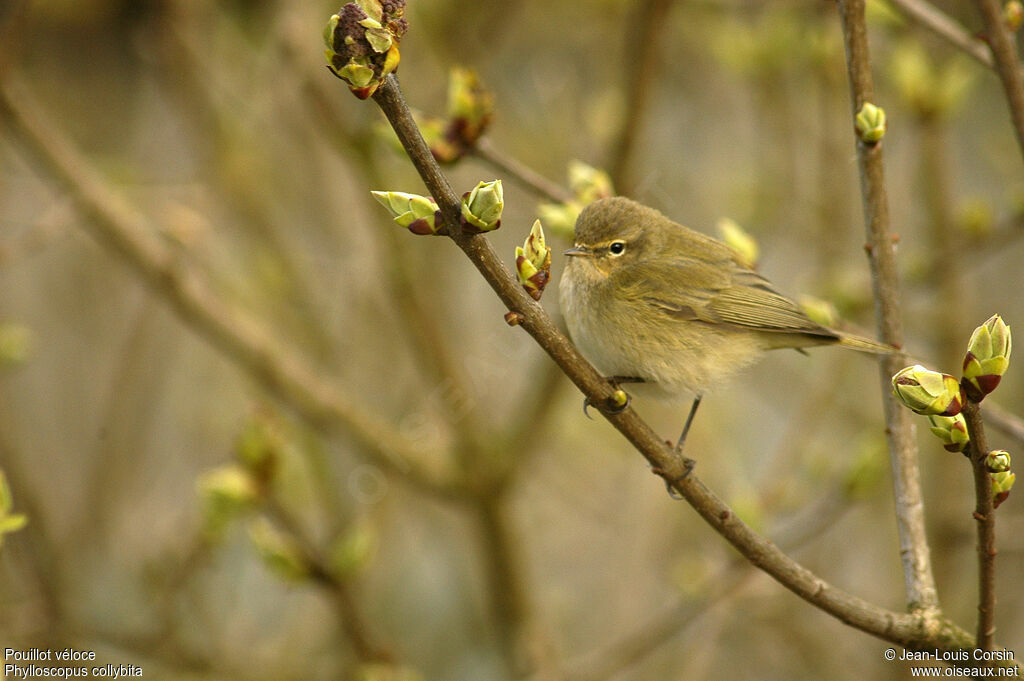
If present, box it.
[559,196,893,453]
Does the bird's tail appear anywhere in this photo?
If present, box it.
[836,332,899,355]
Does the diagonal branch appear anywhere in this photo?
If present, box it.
[886,0,993,67]
[369,73,977,655]
[0,77,456,499]
[973,0,1024,166]
[836,0,940,615]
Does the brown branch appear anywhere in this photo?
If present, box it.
[368,72,977,655]
[471,138,573,204]
[886,0,994,68]
[973,0,1024,166]
[836,0,940,614]
[962,401,997,651]
[0,77,457,500]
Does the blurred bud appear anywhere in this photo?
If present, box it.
[855,102,887,143]
[515,220,552,301]
[956,197,994,238]
[324,2,407,99]
[197,465,260,537]
[798,295,839,328]
[891,365,965,416]
[992,470,1015,508]
[0,468,28,549]
[358,663,424,681]
[248,517,309,581]
[330,519,378,579]
[716,217,759,269]
[889,44,974,118]
[0,324,33,367]
[1006,1,1024,31]
[537,161,615,242]
[567,161,614,204]
[460,180,503,233]
[986,449,1011,473]
[445,68,494,154]
[235,411,282,485]
[927,413,970,453]
[536,200,582,242]
[371,191,441,235]
[962,314,1011,402]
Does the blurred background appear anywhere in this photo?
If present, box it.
[1,0,1023,679]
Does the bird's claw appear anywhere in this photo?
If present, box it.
[652,457,696,500]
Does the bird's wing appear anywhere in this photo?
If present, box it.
[621,257,836,338]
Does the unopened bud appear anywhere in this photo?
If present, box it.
[891,365,964,416]
[515,220,552,300]
[371,190,441,235]
[986,450,1011,474]
[460,180,503,233]
[927,413,970,453]
[567,161,613,204]
[855,102,887,143]
[992,470,1016,508]
[962,314,1011,402]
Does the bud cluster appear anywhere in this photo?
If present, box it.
[324,0,408,99]
[426,68,495,163]
[890,315,1014,506]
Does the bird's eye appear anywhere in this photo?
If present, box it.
[609,241,626,255]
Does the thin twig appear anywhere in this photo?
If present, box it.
[471,138,573,204]
[973,0,1024,166]
[607,0,674,194]
[263,499,392,663]
[962,401,997,651]
[886,0,993,68]
[369,72,979,655]
[0,77,456,500]
[836,0,940,615]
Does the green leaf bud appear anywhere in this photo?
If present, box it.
[515,220,552,300]
[986,449,1011,473]
[371,191,440,235]
[927,413,970,453]
[460,180,503,233]
[962,314,1011,402]
[855,102,887,143]
[992,470,1015,508]
[891,365,965,416]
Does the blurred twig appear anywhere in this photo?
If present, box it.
[836,0,940,616]
[886,0,994,67]
[471,138,573,204]
[973,0,1024,166]
[607,0,674,194]
[262,498,392,664]
[962,402,997,652]
[0,77,456,499]
[369,71,980,656]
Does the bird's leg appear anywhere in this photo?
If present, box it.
[582,376,645,418]
[653,394,701,499]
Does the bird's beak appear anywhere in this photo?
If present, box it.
[563,246,589,257]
